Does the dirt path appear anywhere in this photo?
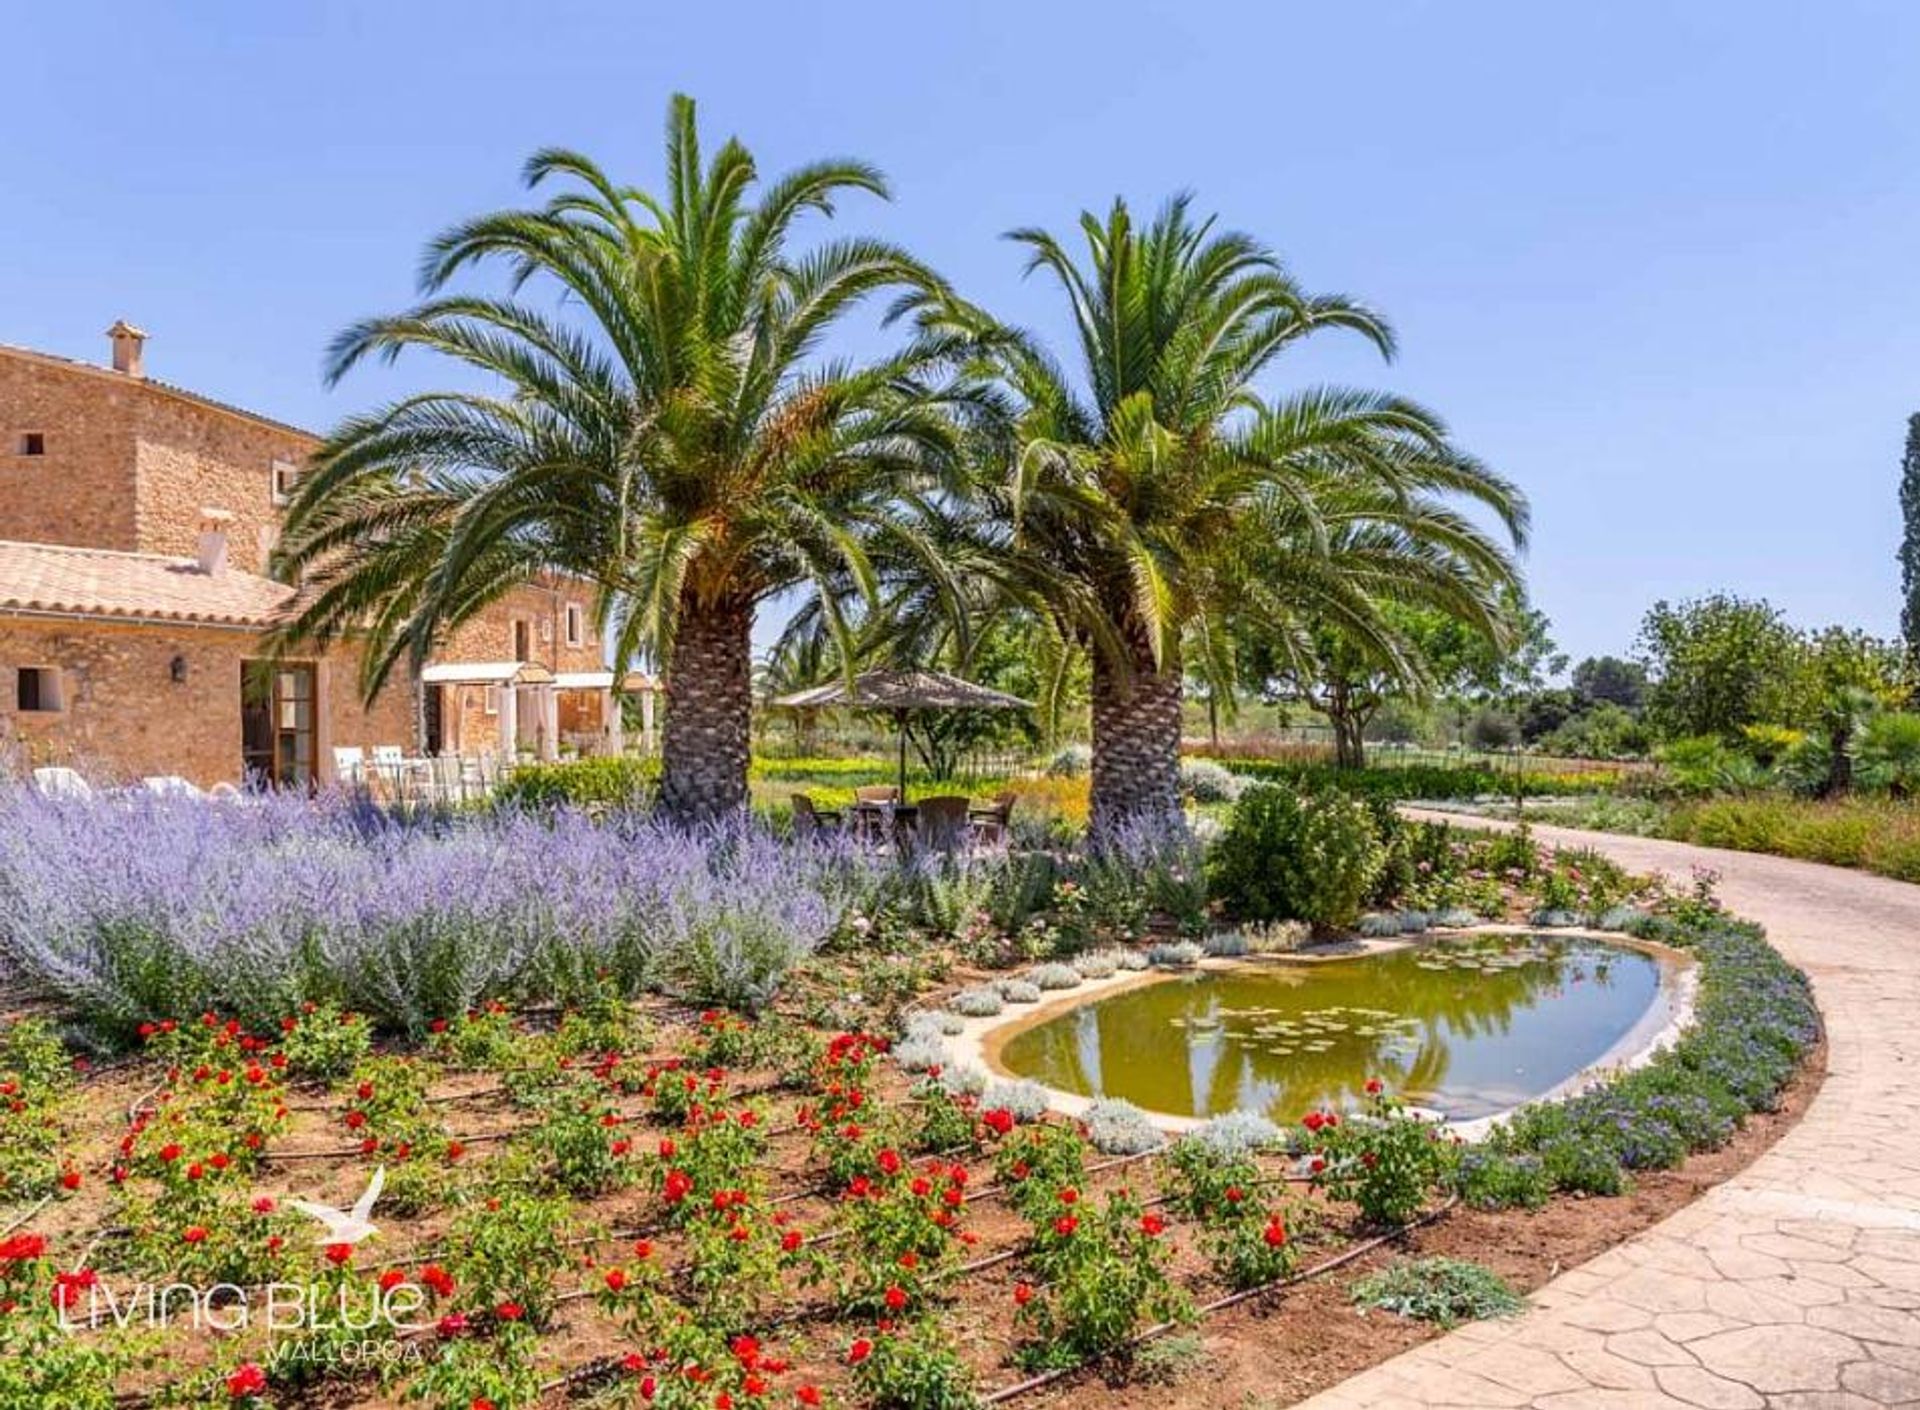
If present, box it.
[1294,814,1920,1409]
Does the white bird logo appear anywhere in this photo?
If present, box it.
[288,1166,385,1245]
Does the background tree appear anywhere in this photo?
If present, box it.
[1901,413,1920,663]
[272,95,968,822]
[1570,655,1648,710]
[1634,595,1801,741]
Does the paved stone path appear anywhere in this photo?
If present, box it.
[1298,817,1920,1410]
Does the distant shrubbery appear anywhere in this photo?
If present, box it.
[495,756,659,809]
[1211,758,1608,803]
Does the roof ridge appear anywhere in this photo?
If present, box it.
[0,341,322,442]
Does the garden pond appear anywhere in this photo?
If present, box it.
[993,934,1677,1124]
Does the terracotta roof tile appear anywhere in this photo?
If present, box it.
[0,540,294,629]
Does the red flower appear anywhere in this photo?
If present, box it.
[1013,1281,1034,1306]
[846,1338,873,1365]
[983,1108,1014,1136]
[1140,1213,1166,1237]
[252,1197,276,1214]
[1052,1215,1078,1237]
[781,1230,804,1253]
[0,1233,47,1262]
[324,1242,354,1266]
[663,1170,693,1204]
[446,1140,466,1162]
[473,1400,496,1410]
[1224,1186,1244,1204]
[883,1284,908,1311]
[1057,1187,1078,1205]
[495,1300,524,1321]
[797,1388,822,1407]
[50,1267,97,1311]
[633,1239,654,1260]
[659,1138,676,1159]
[379,1268,406,1292]
[605,1268,629,1292]
[59,1169,80,1191]
[159,1143,182,1163]
[226,1362,268,1398]
[877,1148,902,1176]
[183,1226,209,1244]
[344,1111,367,1130]
[1302,1111,1325,1133]
[1365,1077,1384,1095]
[731,1334,761,1366]
[1262,1216,1287,1249]
[437,1312,469,1338]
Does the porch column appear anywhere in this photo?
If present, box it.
[606,688,625,756]
[540,685,560,761]
[497,685,518,761]
[641,686,657,754]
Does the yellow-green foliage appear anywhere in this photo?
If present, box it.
[1661,797,1920,881]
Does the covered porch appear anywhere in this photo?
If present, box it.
[422,661,659,763]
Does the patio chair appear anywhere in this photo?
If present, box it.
[915,795,972,851]
[791,793,844,841]
[969,790,1017,847]
[140,775,206,800]
[332,746,366,786]
[31,766,93,800]
[849,785,901,845]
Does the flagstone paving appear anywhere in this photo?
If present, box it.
[1297,817,1920,1410]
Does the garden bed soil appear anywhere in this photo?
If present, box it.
[1027,1031,1827,1410]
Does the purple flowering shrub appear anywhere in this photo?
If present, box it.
[0,788,842,1041]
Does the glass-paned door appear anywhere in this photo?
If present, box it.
[241,662,317,789]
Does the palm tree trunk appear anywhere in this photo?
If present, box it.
[660,589,754,824]
[1089,628,1184,840]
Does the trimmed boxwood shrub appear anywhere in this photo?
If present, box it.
[494,756,659,809]
[1207,786,1384,928]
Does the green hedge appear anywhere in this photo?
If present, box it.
[1210,759,1596,802]
[494,756,659,810]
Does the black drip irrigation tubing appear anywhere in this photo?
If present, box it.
[977,1194,1462,1404]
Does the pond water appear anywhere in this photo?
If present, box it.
[994,935,1668,1123]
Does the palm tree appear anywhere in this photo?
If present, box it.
[271,94,970,822]
[915,196,1527,836]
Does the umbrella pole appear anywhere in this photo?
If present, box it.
[897,711,909,806]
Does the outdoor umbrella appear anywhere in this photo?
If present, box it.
[772,669,1032,804]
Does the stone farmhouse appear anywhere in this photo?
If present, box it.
[0,322,654,789]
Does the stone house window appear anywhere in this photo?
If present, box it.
[484,686,500,716]
[271,458,300,505]
[15,667,62,713]
[16,433,45,456]
[565,603,584,648]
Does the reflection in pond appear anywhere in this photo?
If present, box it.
[995,935,1665,1123]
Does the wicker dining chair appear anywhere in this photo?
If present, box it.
[915,795,972,851]
[791,793,844,841]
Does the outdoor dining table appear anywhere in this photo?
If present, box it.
[849,799,918,847]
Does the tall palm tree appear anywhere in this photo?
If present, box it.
[915,196,1527,836]
[271,94,970,822]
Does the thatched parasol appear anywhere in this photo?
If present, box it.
[772,669,1032,803]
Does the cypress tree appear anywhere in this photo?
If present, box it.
[1903,414,1920,662]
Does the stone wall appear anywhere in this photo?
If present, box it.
[440,578,606,673]
[0,616,414,789]
[0,353,141,551]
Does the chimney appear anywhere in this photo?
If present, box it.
[196,508,234,576]
[106,319,147,378]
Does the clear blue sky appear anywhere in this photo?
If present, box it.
[8,1,1919,666]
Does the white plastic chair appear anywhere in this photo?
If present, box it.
[332,746,366,785]
[31,767,93,800]
[140,775,206,800]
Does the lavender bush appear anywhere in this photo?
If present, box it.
[0,788,841,1041]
